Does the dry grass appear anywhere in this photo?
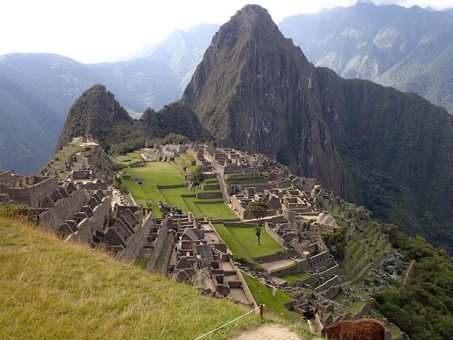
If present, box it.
[0,217,264,339]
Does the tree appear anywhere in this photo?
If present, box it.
[255,226,262,246]
[188,167,204,186]
[247,202,268,246]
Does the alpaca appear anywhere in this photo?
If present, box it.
[302,308,386,340]
[302,308,324,336]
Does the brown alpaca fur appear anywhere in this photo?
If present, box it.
[322,319,385,340]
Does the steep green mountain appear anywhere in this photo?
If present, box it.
[182,5,453,251]
[279,2,453,114]
[139,102,210,141]
[0,25,217,174]
[56,84,146,155]
[56,85,209,157]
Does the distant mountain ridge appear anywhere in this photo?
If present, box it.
[182,4,453,251]
[1,2,453,175]
[0,24,218,174]
[279,2,453,114]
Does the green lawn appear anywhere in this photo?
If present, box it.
[123,162,237,219]
[213,224,284,262]
[277,272,311,284]
[195,202,238,220]
[242,273,301,321]
[115,149,145,166]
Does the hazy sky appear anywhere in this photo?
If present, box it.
[0,0,451,63]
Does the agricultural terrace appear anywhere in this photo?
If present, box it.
[122,161,237,219]
[213,224,284,262]
[242,273,301,321]
[115,149,145,166]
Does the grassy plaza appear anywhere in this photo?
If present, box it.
[213,223,284,262]
[122,161,236,219]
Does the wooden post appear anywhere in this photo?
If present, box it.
[259,304,264,318]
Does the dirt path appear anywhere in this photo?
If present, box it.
[232,324,302,340]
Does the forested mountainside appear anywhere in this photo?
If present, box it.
[182,5,453,251]
[279,2,453,114]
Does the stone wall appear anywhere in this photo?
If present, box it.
[319,264,339,281]
[268,259,308,276]
[276,179,292,189]
[39,190,87,232]
[265,224,286,247]
[76,181,110,191]
[1,176,58,207]
[314,275,340,293]
[146,222,169,272]
[158,236,174,275]
[354,301,372,319]
[254,251,290,264]
[236,266,257,308]
[120,213,153,262]
[196,192,222,199]
[308,251,332,270]
[73,196,112,243]
[321,285,341,300]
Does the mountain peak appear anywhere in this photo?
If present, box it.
[56,84,132,150]
[226,4,277,34]
[234,4,273,22]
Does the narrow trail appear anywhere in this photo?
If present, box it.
[232,324,302,340]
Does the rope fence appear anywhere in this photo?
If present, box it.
[194,304,265,339]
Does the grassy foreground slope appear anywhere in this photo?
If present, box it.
[0,217,261,339]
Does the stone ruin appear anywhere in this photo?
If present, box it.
[155,214,256,307]
[187,145,344,317]
[0,171,59,207]
[0,167,152,263]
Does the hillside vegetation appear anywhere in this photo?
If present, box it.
[182,4,453,252]
[280,2,453,114]
[375,228,453,340]
[0,216,263,339]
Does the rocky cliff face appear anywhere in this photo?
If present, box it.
[182,5,453,250]
[139,102,210,141]
[183,5,347,194]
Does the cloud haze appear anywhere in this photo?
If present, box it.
[0,0,451,63]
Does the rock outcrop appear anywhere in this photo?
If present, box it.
[139,102,210,141]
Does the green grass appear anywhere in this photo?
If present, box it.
[278,272,311,284]
[196,203,238,220]
[123,162,236,219]
[181,153,195,162]
[134,252,150,269]
[41,143,87,181]
[115,149,145,166]
[124,162,183,186]
[242,273,301,321]
[213,224,284,262]
[0,217,263,339]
